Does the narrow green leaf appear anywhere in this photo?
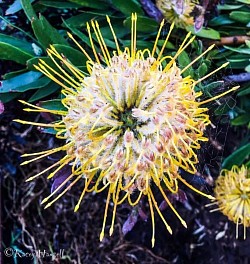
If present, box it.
[224,45,250,55]
[39,99,66,111]
[62,18,91,47]
[0,42,33,64]
[0,33,34,53]
[52,44,87,66]
[20,0,38,21]
[0,92,20,103]
[235,0,250,3]
[209,15,235,26]
[238,85,250,96]
[229,11,250,24]
[29,82,60,102]
[231,114,250,126]
[39,1,81,8]
[217,4,243,10]
[178,51,194,78]
[245,64,250,72]
[32,14,67,49]
[197,62,208,78]
[3,69,28,79]
[40,127,58,134]
[111,0,143,16]
[67,0,109,9]
[10,76,51,92]
[0,71,42,93]
[27,57,54,71]
[124,16,158,33]
[186,26,220,40]
[222,143,250,169]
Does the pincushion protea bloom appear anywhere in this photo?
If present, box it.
[156,0,197,28]
[15,14,238,247]
[209,165,250,239]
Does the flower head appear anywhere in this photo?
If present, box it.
[213,165,250,239]
[156,0,197,28]
[16,14,238,247]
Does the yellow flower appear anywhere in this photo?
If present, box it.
[15,14,238,247]
[156,0,197,28]
[212,165,250,239]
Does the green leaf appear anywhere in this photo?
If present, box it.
[235,0,250,4]
[64,13,97,28]
[0,71,42,93]
[229,11,250,24]
[39,99,66,111]
[0,92,20,103]
[29,82,60,102]
[224,45,250,55]
[111,0,143,16]
[177,51,194,78]
[62,18,91,47]
[124,16,158,33]
[217,4,243,10]
[245,40,250,48]
[238,85,250,96]
[40,127,58,134]
[52,44,87,66]
[39,1,81,8]
[10,76,51,92]
[231,114,250,126]
[222,143,250,169]
[3,69,28,79]
[245,64,250,72]
[228,60,250,69]
[0,34,34,64]
[32,14,67,49]
[67,0,109,9]
[209,15,235,26]
[20,0,38,21]
[27,57,54,71]
[197,62,208,78]
[186,26,220,40]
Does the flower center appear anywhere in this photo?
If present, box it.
[118,108,139,134]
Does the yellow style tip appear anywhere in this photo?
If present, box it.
[109,227,114,236]
[207,195,215,200]
[167,226,173,235]
[74,204,79,212]
[44,203,51,209]
[222,62,230,67]
[13,119,22,123]
[25,177,35,182]
[100,232,104,242]
[151,238,155,248]
[20,161,29,166]
[182,220,187,228]
[209,44,215,49]
[41,197,49,204]
[47,173,54,179]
